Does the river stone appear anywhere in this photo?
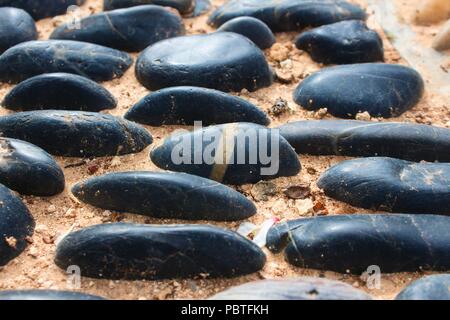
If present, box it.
[54,223,266,280]
[295,20,384,64]
[0,183,34,266]
[103,0,195,14]
[0,40,132,84]
[124,86,270,126]
[266,214,450,274]
[0,7,37,54]
[217,17,275,49]
[135,32,273,92]
[208,0,366,31]
[210,278,372,300]
[278,120,450,162]
[150,123,301,185]
[190,0,210,17]
[294,63,424,118]
[51,5,184,52]
[72,171,256,221]
[317,157,450,215]
[0,290,106,300]
[2,73,116,112]
[0,0,85,20]
[396,275,450,300]
[0,111,152,157]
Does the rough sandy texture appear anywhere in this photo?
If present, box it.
[0,0,448,300]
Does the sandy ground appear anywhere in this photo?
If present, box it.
[0,0,448,300]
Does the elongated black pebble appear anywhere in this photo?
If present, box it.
[210,278,372,300]
[295,20,384,64]
[396,275,450,300]
[293,63,424,118]
[0,138,64,196]
[72,171,256,221]
[51,5,184,52]
[266,214,450,274]
[0,184,34,266]
[318,157,450,215]
[0,0,85,20]
[0,7,37,54]
[125,86,270,126]
[0,290,106,300]
[217,17,275,49]
[103,0,195,14]
[208,0,366,31]
[278,120,450,162]
[0,111,152,157]
[2,73,116,112]
[55,223,266,280]
[135,32,273,92]
[150,123,301,185]
[0,40,132,84]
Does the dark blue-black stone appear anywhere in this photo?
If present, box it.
[54,223,266,280]
[0,0,85,20]
[0,110,152,157]
[293,63,425,118]
[396,275,450,300]
[208,0,367,32]
[317,157,450,215]
[0,40,132,84]
[150,123,301,185]
[51,5,184,52]
[135,32,273,92]
[190,0,211,17]
[2,73,116,112]
[278,120,450,162]
[0,138,65,196]
[72,171,256,221]
[266,214,450,274]
[0,183,34,266]
[0,7,37,54]
[217,17,275,49]
[0,290,106,300]
[295,20,384,64]
[124,86,270,126]
[103,0,195,14]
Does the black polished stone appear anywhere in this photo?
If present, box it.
[0,290,106,300]
[395,275,450,300]
[217,17,275,49]
[0,7,37,54]
[0,0,86,20]
[103,0,194,14]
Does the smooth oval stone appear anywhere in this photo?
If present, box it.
[54,223,266,280]
[295,20,384,64]
[72,171,256,221]
[103,0,195,14]
[266,214,450,274]
[51,5,184,52]
[0,138,65,196]
[0,290,106,300]
[0,183,34,266]
[317,157,450,215]
[135,32,273,92]
[278,120,450,162]
[124,86,270,126]
[0,0,85,20]
[0,40,132,84]
[0,111,152,157]
[210,278,372,300]
[150,123,301,185]
[217,17,275,49]
[190,0,211,17]
[396,275,450,300]
[0,7,37,54]
[293,63,425,118]
[2,73,116,112]
[208,0,367,32]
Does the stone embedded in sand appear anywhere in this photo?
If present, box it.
[125,86,270,126]
[414,0,450,25]
[135,32,273,92]
[217,17,275,49]
[277,120,450,162]
[190,0,211,17]
[0,0,85,20]
[432,20,450,51]
[395,275,450,300]
[0,40,132,84]
[51,5,184,52]
[293,63,424,118]
[54,223,266,280]
[317,157,450,215]
[0,111,152,157]
[0,7,37,54]
[208,0,366,31]
[2,73,116,112]
[295,20,384,64]
[266,214,450,274]
[0,290,106,300]
[103,0,195,14]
